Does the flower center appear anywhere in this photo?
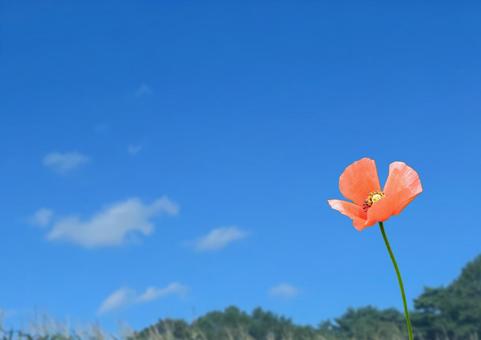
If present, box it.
[363,191,385,212]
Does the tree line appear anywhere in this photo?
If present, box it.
[1,254,480,339]
[134,254,481,340]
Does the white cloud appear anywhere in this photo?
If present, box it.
[43,152,90,174]
[192,226,247,252]
[47,197,179,248]
[98,283,188,315]
[30,208,54,227]
[135,83,152,97]
[127,144,142,155]
[137,283,188,302]
[269,283,299,299]
[97,288,134,315]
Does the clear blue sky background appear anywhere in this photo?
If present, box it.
[1,0,481,332]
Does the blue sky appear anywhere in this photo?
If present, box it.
[1,0,481,332]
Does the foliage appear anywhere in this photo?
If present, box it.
[319,306,406,340]
[134,254,481,340]
[412,255,481,340]
[136,306,321,340]
[2,255,481,339]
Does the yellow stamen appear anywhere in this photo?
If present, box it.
[371,193,383,203]
[363,191,385,212]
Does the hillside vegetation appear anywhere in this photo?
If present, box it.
[133,255,481,340]
[2,255,480,340]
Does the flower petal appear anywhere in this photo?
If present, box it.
[339,158,381,205]
[328,199,367,231]
[366,188,421,226]
[365,194,398,225]
[383,161,423,214]
[352,219,369,231]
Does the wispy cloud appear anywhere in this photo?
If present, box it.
[97,283,188,315]
[137,283,188,303]
[47,197,179,248]
[269,283,299,299]
[29,208,54,227]
[43,152,90,174]
[192,226,247,252]
[127,144,142,155]
[98,288,133,315]
[135,83,152,97]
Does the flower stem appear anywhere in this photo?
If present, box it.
[378,221,413,340]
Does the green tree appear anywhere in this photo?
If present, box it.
[413,254,481,339]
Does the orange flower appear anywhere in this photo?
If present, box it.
[328,158,422,231]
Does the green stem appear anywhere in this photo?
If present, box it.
[378,222,413,340]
